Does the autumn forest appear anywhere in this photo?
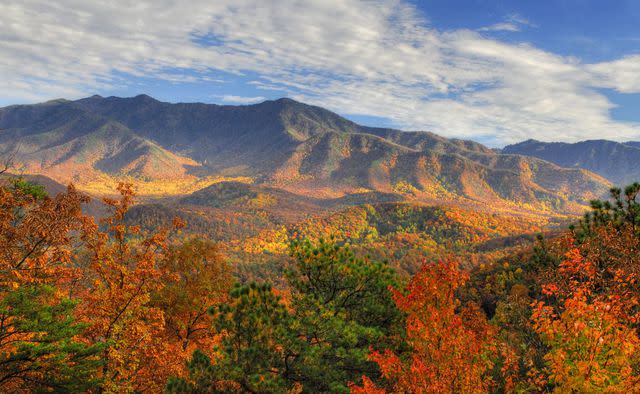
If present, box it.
[2,88,640,394]
[5,161,640,393]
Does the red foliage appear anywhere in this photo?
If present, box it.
[352,261,496,393]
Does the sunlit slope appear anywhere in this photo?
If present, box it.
[0,95,609,211]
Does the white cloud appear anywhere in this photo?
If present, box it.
[1,0,640,145]
[587,55,640,93]
[479,23,520,32]
[221,95,266,104]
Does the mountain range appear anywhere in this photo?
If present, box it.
[503,139,640,185]
[0,95,616,213]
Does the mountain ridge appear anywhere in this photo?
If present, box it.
[0,95,611,213]
[503,139,640,185]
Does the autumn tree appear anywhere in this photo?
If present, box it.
[76,183,183,392]
[154,237,233,354]
[0,180,103,392]
[352,261,496,394]
[532,249,640,391]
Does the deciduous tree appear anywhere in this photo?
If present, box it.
[0,180,103,392]
[352,261,496,394]
[532,249,640,392]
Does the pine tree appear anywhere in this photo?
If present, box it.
[0,180,103,392]
[169,239,402,393]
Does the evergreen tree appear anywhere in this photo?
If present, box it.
[167,282,293,393]
[284,238,402,392]
[0,180,103,392]
[169,239,402,393]
[572,182,640,240]
[0,285,104,392]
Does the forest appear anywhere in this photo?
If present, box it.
[2,173,640,393]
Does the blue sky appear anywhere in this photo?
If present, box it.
[1,0,640,146]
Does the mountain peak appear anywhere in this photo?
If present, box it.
[258,97,304,109]
[0,94,611,212]
[273,97,298,104]
[132,94,158,102]
[503,138,640,184]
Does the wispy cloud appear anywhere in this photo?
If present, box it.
[479,13,533,32]
[1,0,639,145]
[479,22,521,32]
[221,95,266,104]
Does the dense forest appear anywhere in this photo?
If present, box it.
[2,172,640,393]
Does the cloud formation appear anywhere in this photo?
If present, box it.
[1,0,640,145]
[221,95,266,104]
[478,23,521,32]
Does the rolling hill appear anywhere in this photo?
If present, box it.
[0,95,611,212]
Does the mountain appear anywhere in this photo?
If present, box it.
[503,139,640,185]
[624,141,640,149]
[0,95,611,212]
[0,99,199,182]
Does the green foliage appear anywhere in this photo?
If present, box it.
[171,239,402,393]
[0,285,103,391]
[285,238,402,392]
[287,238,400,332]
[167,282,292,393]
[573,182,640,241]
[530,234,561,271]
[11,178,47,199]
[165,350,215,393]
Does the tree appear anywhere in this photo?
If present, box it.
[166,282,293,393]
[531,249,640,392]
[352,261,496,394]
[77,183,181,392]
[0,285,103,392]
[154,237,233,354]
[285,238,402,392]
[0,181,103,392]
[573,183,640,241]
[170,239,401,393]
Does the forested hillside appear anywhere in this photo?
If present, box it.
[504,139,640,185]
[0,96,610,212]
[2,171,640,392]
[0,95,637,394]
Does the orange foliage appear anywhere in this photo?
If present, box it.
[352,261,496,393]
[0,183,94,391]
[76,183,180,392]
[532,248,640,392]
[74,183,233,392]
[0,184,88,288]
[155,237,232,356]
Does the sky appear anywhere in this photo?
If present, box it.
[1,0,640,146]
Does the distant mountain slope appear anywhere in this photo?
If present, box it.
[0,99,198,181]
[0,173,106,216]
[503,139,640,185]
[624,141,640,149]
[0,95,612,212]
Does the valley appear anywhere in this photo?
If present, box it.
[2,95,640,392]
[1,95,602,281]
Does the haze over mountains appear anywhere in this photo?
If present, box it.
[0,95,617,212]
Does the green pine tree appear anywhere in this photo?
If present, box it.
[168,239,402,393]
[0,284,104,392]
